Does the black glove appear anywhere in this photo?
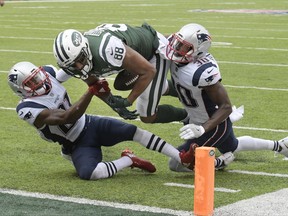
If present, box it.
[113,107,139,120]
[107,95,132,108]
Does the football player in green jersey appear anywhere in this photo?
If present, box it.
[53,23,187,123]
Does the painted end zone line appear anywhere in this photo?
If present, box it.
[0,188,192,216]
[164,182,240,193]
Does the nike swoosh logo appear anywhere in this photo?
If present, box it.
[207,69,213,74]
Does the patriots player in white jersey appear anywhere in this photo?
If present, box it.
[7,61,196,180]
[163,23,288,171]
[53,23,187,124]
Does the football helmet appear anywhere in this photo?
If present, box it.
[8,62,51,98]
[53,29,92,79]
[166,23,211,63]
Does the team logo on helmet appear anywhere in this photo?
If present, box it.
[9,74,18,84]
[197,33,211,45]
[71,32,82,47]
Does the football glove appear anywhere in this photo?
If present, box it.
[179,124,205,140]
[107,95,132,108]
[113,107,139,120]
[229,105,244,123]
[88,79,111,97]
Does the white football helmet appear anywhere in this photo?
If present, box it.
[8,62,51,98]
[166,23,211,63]
[53,29,93,79]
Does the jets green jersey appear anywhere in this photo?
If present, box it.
[84,23,160,77]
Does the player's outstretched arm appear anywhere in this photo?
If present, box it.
[33,86,96,128]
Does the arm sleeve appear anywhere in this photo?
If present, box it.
[56,69,72,83]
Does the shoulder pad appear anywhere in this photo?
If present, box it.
[192,62,221,87]
[43,65,58,78]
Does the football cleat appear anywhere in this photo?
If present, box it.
[215,152,235,170]
[121,149,156,173]
[179,143,198,170]
[277,136,288,157]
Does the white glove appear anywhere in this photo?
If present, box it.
[179,124,205,140]
[229,105,244,123]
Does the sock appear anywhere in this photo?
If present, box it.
[90,157,132,180]
[214,158,223,168]
[274,141,281,152]
[154,104,187,123]
[133,128,181,162]
[234,136,276,153]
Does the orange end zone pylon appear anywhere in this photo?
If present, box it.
[193,147,215,216]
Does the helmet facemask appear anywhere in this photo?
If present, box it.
[166,33,194,63]
[61,45,92,80]
[22,67,52,97]
[166,23,212,64]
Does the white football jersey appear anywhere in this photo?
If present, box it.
[170,53,221,125]
[16,69,85,144]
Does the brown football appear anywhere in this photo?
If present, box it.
[114,70,139,91]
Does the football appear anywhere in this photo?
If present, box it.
[114,70,139,91]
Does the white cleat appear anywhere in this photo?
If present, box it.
[215,152,235,170]
[278,137,288,157]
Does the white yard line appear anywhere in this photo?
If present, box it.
[228,170,288,178]
[164,182,241,193]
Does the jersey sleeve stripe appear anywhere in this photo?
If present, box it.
[192,62,217,86]
[16,101,48,113]
[43,66,56,78]
[101,33,112,65]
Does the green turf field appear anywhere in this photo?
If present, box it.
[0,0,288,215]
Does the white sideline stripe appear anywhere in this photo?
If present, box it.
[214,46,288,52]
[0,107,15,111]
[0,49,51,54]
[5,0,127,2]
[0,188,192,216]
[232,126,288,133]
[164,182,241,193]
[0,36,52,40]
[225,85,288,92]
[214,188,288,216]
[227,170,288,178]
[0,106,287,133]
[218,60,288,67]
